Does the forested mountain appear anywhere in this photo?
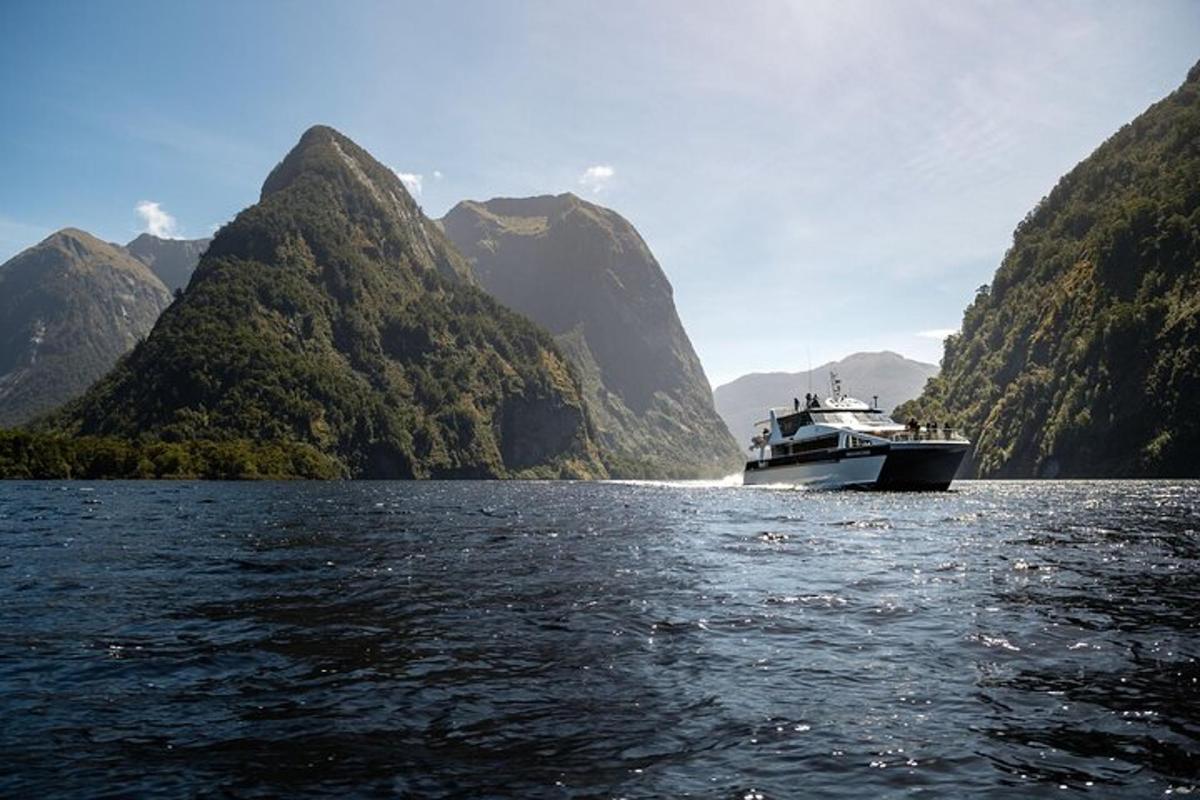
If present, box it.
[125,233,211,293]
[714,351,938,444]
[442,193,742,478]
[0,229,172,427]
[896,59,1200,477]
[51,126,606,479]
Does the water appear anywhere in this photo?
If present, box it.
[1,480,1197,798]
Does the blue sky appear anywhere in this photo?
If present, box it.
[1,1,1197,386]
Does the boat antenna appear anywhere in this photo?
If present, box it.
[807,347,812,395]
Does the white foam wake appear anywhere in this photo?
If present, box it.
[604,472,745,489]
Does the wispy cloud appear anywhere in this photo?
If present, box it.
[394,170,423,196]
[135,201,180,238]
[578,164,614,193]
[917,328,958,340]
[432,170,444,180]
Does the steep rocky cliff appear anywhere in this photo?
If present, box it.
[442,194,741,478]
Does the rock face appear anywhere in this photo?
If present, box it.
[714,351,939,445]
[125,234,212,293]
[896,59,1200,477]
[58,126,605,479]
[0,229,172,427]
[442,194,742,478]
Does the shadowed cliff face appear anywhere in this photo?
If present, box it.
[125,234,212,293]
[0,229,172,427]
[442,194,742,478]
[897,59,1200,478]
[56,126,605,479]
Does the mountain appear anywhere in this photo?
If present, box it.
[896,59,1200,478]
[441,193,742,478]
[0,229,172,427]
[125,233,212,293]
[53,126,605,479]
[713,351,938,444]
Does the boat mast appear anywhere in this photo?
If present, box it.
[829,370,843,402]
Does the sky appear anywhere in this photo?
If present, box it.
[1,1,1197,386]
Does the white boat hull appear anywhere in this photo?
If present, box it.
[743,452,886,489]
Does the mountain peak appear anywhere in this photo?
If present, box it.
[449,193,582,224]
[46,227,111,252]
[246,125,472,284]
[26,228,155,280]
[124,232,211,293]
[126,232,173,246]
[442,194,742,477]
[841,350,929,365]
[52,226,95,240]
[260,125,412,206]
[0,226,172,426]
[444,193,636,249]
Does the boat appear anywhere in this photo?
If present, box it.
[742,372,970,490]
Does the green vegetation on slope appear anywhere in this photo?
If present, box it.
[50,126,606,479]
[0,430,340,479]
[442,194,742,478]
[897,60,1200,477]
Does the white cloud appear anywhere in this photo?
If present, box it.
[917,328,958,339]
[394,170,423,196]
[432,170,444,180]
[578,164,614,193]
[135,201,180,239]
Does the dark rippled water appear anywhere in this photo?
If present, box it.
[1,480,1198,798]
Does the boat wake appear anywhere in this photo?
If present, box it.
[604,472,746,489]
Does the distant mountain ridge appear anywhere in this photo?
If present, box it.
[125,233,211,292]
[51,126,605,478]
[896,59,1200,477]
[0,228,172,426]
[442,193,742,478]
[714,351,938,445]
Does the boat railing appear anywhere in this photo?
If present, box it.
[885,428,969,443]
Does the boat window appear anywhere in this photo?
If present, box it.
[811,411,854,425]
[777,412,812,437]
[811,410,893,426]
[851,412,893,425]
[792,434,839,453]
